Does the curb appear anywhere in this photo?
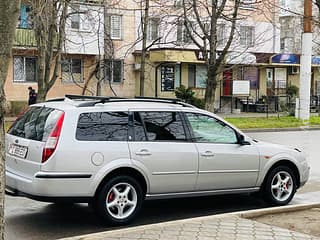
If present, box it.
[243,126,320,133]
[58,202,320,240]
[238,202,320,218]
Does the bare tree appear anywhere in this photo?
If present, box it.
[32,0,70,102]
[181,0,241,112]
[0,1,21,238]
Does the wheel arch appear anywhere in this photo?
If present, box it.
[262,160,300,189]
[94,167,148,199]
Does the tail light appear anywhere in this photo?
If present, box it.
[42,112,65,163]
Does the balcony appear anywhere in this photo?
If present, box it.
[14,29,37,48]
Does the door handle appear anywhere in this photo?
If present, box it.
[135,149,151,156]
[200,151,215,157]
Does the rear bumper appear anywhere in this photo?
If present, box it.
[6,170,94,200]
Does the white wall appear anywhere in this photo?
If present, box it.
[64,4,104,55]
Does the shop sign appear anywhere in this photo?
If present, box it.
[194,50,220,61]
[232,80,250,95]
[161,66,175,91]
[271,54,299,64]
[226,52,256,64]
[312,56,320,65]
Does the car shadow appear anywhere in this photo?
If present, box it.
[5,193,268,240]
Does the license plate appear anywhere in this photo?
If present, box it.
[8,144,28,159]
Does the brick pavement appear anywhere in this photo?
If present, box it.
[59,214,320,240]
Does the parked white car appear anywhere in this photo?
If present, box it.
[5,95,310,225]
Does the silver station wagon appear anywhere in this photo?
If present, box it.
[5,95,310,225]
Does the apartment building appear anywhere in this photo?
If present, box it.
[279,0,320,97]
[5,0,104,105]
[132,0,281,110]
[10,0,319,112]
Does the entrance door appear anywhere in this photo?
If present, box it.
[223,70,233,96]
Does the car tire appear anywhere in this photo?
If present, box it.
[93,175,144,225]
[263,166,297,206]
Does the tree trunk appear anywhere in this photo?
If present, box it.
[0,0,21,239]
[139,0,149,97]
[32,0,69,102]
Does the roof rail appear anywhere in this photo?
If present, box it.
[64,94,126,107]
[62,94,196,108]
[46,97,65,102]
[65,94,110,102]
[134,96,196,108]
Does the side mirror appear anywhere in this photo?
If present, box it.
[239,134,251,145]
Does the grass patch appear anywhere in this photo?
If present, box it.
[225,116,306,129]
[310,116,320,125]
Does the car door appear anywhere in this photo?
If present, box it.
[184,112,260,191]
[128,110,198,194]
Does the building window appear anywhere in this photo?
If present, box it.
[108,15,122,39]
[61,59,83,84]
[148,18,159,41]
[174,0,183,8]
[239,0,256,9]
[13,56,37,82]
[70,5,80,29]
[177,22,192,44]
[217,24,225,46]
[69,4,91,31]
[17,4,33,29]
[105,60,123,83]
[188,64,207,89]
[240,26,255,47]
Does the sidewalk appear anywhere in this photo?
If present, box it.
[59,204,320,240]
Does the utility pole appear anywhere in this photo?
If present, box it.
[297,0,312,120]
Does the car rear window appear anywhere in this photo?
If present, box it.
[76,111,129,141]
[8,107,64,142]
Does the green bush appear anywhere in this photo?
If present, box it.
[175,85,205,109]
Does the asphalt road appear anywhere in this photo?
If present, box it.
[5,130,320,240]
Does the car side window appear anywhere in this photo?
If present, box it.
[76,112,128,141]
[185,113,238,144]
[135,111,186,141]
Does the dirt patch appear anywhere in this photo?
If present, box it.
[252,208,320,237]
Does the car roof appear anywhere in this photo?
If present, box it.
[32,95,197,112]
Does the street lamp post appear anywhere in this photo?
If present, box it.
[297,0,312,121]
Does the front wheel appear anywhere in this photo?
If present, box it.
[263,166,297,206]
[93,175,144,225]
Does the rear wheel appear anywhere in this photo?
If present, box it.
[94,175,144,225]
[263,166,297,205]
